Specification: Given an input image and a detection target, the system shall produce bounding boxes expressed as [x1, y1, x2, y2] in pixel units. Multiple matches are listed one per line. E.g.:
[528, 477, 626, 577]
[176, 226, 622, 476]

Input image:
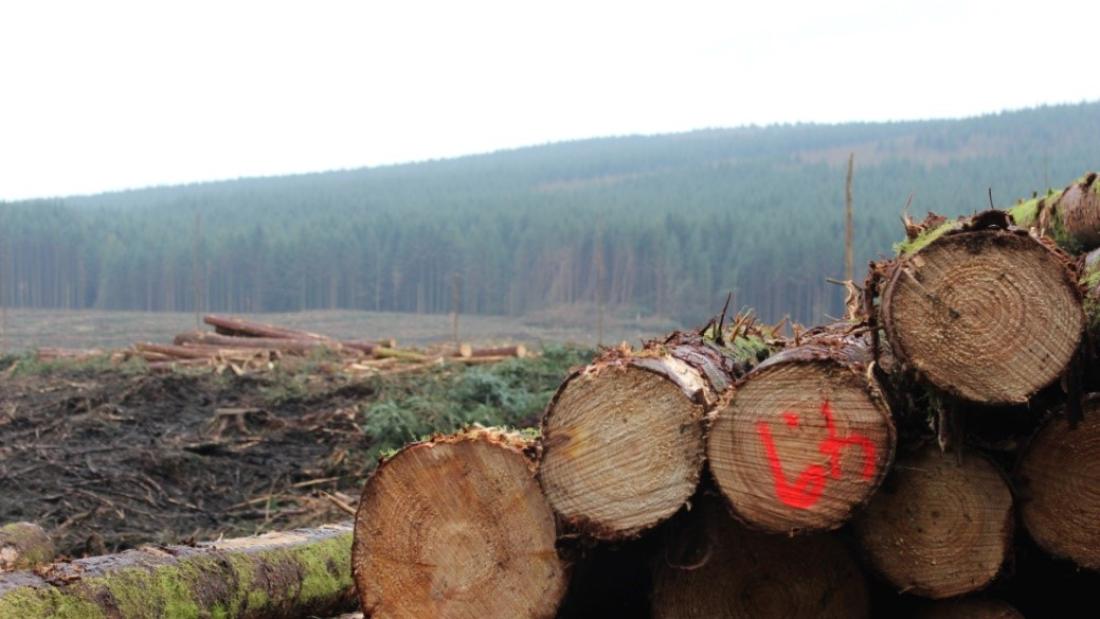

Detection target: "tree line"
[1, 102, 1098, 325]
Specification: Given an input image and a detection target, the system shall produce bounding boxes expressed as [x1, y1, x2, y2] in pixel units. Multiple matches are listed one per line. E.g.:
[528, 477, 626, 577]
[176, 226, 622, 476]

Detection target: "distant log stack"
[707, 326, 895, 534]
[878, 210, 1085, 404]
[537, 327, 770, 540]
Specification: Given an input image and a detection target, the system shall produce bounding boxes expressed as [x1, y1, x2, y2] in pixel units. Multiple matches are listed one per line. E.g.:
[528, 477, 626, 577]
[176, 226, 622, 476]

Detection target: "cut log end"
[353, 428, 566, 619]
[707, 359, 894, 534]
[652, 497, 869, 619]
[0, 522, 54, 572]
[854, 446, 1013, 599]
[539, 362, 707, 539]
[882, 229, 1084, 404]
[1019, 404, 1100, 570]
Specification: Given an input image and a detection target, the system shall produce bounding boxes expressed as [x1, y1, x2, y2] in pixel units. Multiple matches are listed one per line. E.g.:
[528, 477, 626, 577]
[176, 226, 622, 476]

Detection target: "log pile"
[37, 314, 530, 376]
[349, 172, 1100, 618]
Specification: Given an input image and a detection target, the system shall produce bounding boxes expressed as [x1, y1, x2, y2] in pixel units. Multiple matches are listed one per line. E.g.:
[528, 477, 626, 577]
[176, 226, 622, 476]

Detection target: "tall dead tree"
[845, 152, 855, 282]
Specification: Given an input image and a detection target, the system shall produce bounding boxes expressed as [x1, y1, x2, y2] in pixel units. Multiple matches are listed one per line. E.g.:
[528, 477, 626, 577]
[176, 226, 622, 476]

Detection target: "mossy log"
[538, 330, 769, 540]
[913, 597, 1024, 619]
[1009, 172, 1100, 251]
[0, 523, 355, 618]
[707, 328, 895, 534]
[369, 347, 429, 362]
[352, 428, 567, 618]
[651, 496, 870, 618]
[1017, 399, 1100, 570]
[879, 210, 1084, 404]
[0, 523, 54, 572]
[854, 445, 1013, 599]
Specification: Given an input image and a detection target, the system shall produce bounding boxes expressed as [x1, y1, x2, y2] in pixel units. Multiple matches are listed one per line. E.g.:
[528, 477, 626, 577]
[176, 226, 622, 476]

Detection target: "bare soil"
[0, 366, 377, 557]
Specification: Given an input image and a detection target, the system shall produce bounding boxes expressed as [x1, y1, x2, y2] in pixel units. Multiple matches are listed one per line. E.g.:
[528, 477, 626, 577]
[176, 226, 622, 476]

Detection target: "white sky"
[1, 0, 1098, 200]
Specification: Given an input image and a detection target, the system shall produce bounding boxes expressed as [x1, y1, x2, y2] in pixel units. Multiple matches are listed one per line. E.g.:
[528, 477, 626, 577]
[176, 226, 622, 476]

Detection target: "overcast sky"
[2, 0, 1098, 200]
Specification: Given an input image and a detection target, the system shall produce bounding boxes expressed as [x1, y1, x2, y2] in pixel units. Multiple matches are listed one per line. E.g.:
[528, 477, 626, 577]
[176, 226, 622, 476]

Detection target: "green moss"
[0, 533, 353, 618]
[893, 220, 956, 255]
[728, 334, 770, 365]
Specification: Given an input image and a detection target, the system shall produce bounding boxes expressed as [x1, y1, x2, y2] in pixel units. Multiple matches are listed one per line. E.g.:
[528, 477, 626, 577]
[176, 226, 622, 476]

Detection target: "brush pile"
[352, 172, 1100, 618]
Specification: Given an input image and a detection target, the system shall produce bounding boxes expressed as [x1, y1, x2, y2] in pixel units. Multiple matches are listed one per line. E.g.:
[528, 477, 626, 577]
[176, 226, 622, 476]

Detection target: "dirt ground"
[0, 365, 378, 558]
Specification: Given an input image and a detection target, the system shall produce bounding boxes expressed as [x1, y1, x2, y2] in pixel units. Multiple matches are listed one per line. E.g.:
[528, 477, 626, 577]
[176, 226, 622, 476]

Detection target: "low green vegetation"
[361, 345, 594, 460]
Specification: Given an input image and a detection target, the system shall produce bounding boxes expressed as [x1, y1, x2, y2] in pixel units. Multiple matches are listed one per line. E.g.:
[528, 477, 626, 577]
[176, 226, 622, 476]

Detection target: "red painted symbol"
[756, 400, 877, 510]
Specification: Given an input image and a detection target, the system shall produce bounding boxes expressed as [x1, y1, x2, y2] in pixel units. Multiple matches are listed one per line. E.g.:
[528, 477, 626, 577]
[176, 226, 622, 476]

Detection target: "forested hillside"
[2, 102, 1098, 325]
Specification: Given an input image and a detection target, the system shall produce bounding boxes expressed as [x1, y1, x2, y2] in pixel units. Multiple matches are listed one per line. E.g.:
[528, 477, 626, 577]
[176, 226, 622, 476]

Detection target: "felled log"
[203, 315, 330, 341]
[538, 328, 769, 540]
[1017, 400, 1100, 570]
[34, 348, 105, 362]
[707, 327, 895, 534]
[469, 344, 527, 358]
[0, 523, 355, 618]
[174, 331, 335, 354]
[913, 597, 1024, 619]
[370, 347, 429, 362]
[352, 428, 566, 618]
[854, 445, 1013, 599]
[651, 496, 870, 618]
[135, 342, 218, 360]
[0, 522, 54, 572]
[342, 339, 397, 355]
[879, 210, 1085, 404]
[1010, 172, 1100, 251]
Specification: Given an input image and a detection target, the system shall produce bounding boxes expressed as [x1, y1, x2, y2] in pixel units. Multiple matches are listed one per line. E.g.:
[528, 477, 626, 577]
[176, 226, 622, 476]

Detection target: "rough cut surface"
[1018, 405, 1100, 570]
[913, 597, 1024, 619]
[882, 228, 1084, 404]
[708, 356, 894, 534]
[854, 446, 1013, 599]
[651, 497, 869, 618]
[353, 429, 566, 619]
[539, 360, 708, 539]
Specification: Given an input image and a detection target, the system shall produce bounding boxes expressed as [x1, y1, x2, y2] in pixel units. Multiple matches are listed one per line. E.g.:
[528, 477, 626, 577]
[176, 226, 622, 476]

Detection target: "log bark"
[538, 330, 768, 540]
[0, 523, 355, 618]
[854, 445, 1013, 599]
[913, 597, 1024, 619]
[1017, 399, 1100, 570]
[352, 428, 566, 618]
[370, 347, 428, 362]
[651, 496, 869, 618]
[174, 331, 336, 354]
[0, 523, 54, 572]
[707, 328, 896, 534]
[203, 315, 331, 341]
[879, 210, 1085, 404]
[1009, 172, 1100, 251]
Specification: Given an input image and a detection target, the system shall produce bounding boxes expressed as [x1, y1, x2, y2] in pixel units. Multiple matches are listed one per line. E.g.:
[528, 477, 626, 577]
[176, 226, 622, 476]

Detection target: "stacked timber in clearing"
[112, 314, 529, 375]
[349, 172, 1100, 618]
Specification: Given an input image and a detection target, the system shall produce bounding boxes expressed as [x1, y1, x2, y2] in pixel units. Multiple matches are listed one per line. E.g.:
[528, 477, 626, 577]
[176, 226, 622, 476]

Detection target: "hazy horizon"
[4, 100, 1096, 201]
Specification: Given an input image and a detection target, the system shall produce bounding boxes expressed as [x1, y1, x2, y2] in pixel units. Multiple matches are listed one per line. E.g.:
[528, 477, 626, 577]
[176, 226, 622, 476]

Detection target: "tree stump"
[352, 428, 566, 618]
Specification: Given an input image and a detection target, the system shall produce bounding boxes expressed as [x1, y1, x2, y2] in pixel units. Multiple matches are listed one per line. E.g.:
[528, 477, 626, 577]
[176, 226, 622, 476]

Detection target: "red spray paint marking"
[755, 400, 878, 510]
